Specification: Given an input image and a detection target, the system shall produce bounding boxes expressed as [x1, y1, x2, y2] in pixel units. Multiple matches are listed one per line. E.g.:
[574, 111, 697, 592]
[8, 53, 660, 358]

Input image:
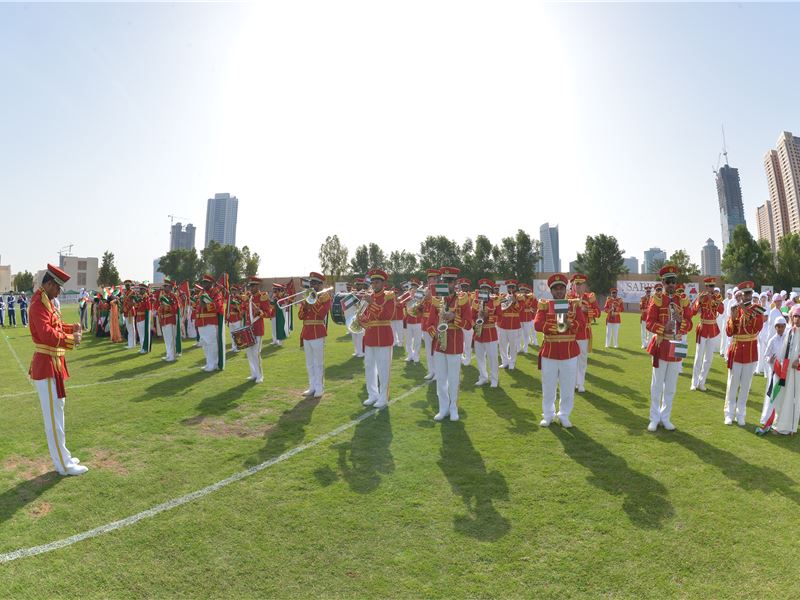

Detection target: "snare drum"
[231, 325, 256, 350]
[330, 293, 347, 325]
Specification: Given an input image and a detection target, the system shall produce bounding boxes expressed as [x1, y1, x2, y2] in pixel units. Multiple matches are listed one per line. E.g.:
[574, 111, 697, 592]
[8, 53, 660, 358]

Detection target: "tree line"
[721, 224, 800, 291]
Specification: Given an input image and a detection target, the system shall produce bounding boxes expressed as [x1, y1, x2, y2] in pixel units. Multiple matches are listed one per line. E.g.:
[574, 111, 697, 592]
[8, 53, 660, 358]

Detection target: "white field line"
[2, 334, 32, 387]
[0, 381, 431, 564]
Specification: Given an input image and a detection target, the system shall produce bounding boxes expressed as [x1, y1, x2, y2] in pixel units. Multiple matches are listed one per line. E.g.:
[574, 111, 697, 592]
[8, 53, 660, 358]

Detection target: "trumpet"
[397, 283, 424, 304]
[406, 286, 428, 316]
[500, 292, 520, 311]
[277, 286, 333, 309]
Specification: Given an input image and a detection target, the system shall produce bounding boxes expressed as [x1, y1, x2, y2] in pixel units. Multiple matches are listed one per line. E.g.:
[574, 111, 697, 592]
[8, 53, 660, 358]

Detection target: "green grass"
[1, 308, 799, 598]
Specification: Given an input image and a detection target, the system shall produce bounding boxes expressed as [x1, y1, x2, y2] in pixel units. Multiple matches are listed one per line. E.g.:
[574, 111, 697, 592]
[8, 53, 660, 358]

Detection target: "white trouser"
[270, 317, 277, 343]
[303, 337, 325, 394]
[499, 327, 521, 367]
[575, 339, 589, 390]
[691, 334, 719, 387]
[126, 316, 136, 347]
[725, 362, 756, 420]
[391, 320, 404, 346]
[406, 323, 422, 361]
[530, 322, 539, 347]
[155, 315, 162, 337]
[187, 318, 197, 340]
[756, 336, 768, 374]
[199, 325, 219, 370]
[246, 336, 263, 381]
[605, 323, 620, 347]
[650, 360, 681, 424]
[541, 356, 577, 422]
[162, 324, 176, 361]
[462, 328, 474, 365]
[136, 319, 149, 352]
[761, 362, 777, 423]
[34, 378, 75, 474]
[229, 320, 242, 351]
[434, 352, 462, 415]
[720, 333, 731, 356]
[520, 321, 533, 353]
[475, 341, 499, 385]
[365, 345, 393, 405]
[351, 331, 364, 356]
[423, 331, 436, 376]
[640, 320, 650, 348]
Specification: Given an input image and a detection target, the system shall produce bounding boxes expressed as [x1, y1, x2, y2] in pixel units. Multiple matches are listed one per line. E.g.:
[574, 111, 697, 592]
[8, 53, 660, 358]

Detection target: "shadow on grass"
[552, 426, 674, 529]
[412, 383, 440, 427]
[480, 386, 537, 435]
[194, 381, 252, 416]
[0, 472, 61, 525]
[99, 359, 171, 382]
[324, 358, 364, 381]
[586, 372, 645, 403]
[132, 369, 211, 402]
[438, 421, 510, 540]
[245, 395, 321, 466]
[330, 408, 394, 494]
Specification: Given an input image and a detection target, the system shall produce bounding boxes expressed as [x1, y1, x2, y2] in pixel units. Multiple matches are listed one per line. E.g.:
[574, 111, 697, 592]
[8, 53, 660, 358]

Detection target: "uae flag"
[341, 293, 359, 311]
[757, 340, 792, 436]
[552, 299, 569, 314]
[434, 283, 450, 297]
[668, 340, 688, 359]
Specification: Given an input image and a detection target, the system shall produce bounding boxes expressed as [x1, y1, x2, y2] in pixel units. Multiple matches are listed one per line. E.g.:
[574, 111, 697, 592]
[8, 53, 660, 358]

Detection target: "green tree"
[462, 234, 495, 282]
[241, 246, 261, 278]
[721, 225, 771, 287]
[512, 229, 541, 284]
[367, 243, 387, 270]
[774, 234, 800, 291]
[574, 234, 626, 295]
[648, 257, 666, 275]
[158, 248, 206, 284]
[418, 236, 463, 272]
[318, 235, 349, 278]
[349, 245, 369, 275]
[387, 250, 418, 287]
[667, 249, 700, 283]
[12, 270, 34, 292]
[201, 241, 244, 283]
[97, 251, 121, 287]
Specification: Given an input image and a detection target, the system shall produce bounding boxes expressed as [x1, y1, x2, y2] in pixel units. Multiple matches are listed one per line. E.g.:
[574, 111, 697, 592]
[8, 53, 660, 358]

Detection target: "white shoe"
[302, 389, 315, 397]
[724, 417, 733, 426]
[313, 391, 324, 399]
[690, 385, 697, 391]
[70, 457, 81, 465]
[363, 398, 376, 406]
[559, 416, 573, 428]
[373, 400, 388, 409]
[490, 381, 498, 388]
[404, 357, 413, 362]
[698, 383, 706, 391]
[499, 363, 508, 369]
[254, 378, 264, 384]
[540, 418, 551, 427]
[449, 408, 459, 421]
[201, 367, 215, 372]
[475, 378, 488, 386]
[737, 418, 746, 427]
[433, 412, 447, 421]
[662, 421, 676, 431]
[245, 376, 255, 381]
[424, 373, 435, 381]
[577, 387, 585, 394]
[647, 421, 658, 432]
[64, 464, 88, 476]
[138, 350, 147, 354]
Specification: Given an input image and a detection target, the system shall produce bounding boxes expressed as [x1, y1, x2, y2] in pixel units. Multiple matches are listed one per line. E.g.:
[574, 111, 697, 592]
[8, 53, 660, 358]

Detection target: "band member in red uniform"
[122, 279, 137, 349]
[359, 269, 395, 407]
[244, 277, 274, 383]
[518, 284, 537, 353]
[690, 277, 724, 391]
[349, 277, 367, 357]
[390, 285, 405, 348]
[404, 277, 424, 363]
[645, 266, 693, 431]
[724, 280, 764, 426]
[459, 278, 475, 365]
[421, 268, 440, 380]
[535, 273, 586, 427]
[135, 284, 152, 354]
[639, 285, 652, 349]
[227, 285, 244, 353]
[196, 274, 225, 371]
[568, 273, 600, 393]
[497, 279, 522, 370]
[426, 266, 473, 420]
[473, 278, 500, 387]
[298, 272, 332, 398]
[157, 278, 180, 362]
[603, 288, 624, 348]
[28, 264, 88, 475]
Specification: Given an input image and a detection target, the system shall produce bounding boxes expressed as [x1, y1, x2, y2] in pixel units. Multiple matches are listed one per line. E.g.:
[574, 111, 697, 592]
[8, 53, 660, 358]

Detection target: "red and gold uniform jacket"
[28, 288, 76, 397]
[245, 291, 274, 338]
[360, 290, 396, 347]
[299, 291, 332, 341]
[603, 297, 624, 324]
[534, 298, 585, 365]
[122, 290, 135, 318]
[692, 292, 724, 341]
[497, 294, 522, 330]
[195, 288, 225, 328]
[472, 296, 499, 343]
[134, 294, 150, 323]
[404, 300, 424, 326]
[645, 292, 693, 365]
[639, 294, 651, 323]
[392, 295, 405, 322]
[425, 292, 473, 355]
[227, 296, 243, 324]
[520, 294, 537, 323]
[568, 291, 600, 342]
[157, 291, 180, 326]
[418, 296, 435, 330]
[725, 304, 764, 366]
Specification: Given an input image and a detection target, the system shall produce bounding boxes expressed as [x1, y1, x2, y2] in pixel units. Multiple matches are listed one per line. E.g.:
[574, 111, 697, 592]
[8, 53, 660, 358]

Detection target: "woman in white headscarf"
[771, 306, 800, 435]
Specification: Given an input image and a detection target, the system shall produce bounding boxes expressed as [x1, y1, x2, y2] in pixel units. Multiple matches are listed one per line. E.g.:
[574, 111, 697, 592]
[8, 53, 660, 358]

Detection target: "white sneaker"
[64, 464, 89, 476]
[559, 416, 573, 428]
[404, 357, 413, 362]
[698, 383, 707, 391]
[449, 408, 459, 421]
[647, 421, 658, 432]
[70, 457, 81, 465]
[302, 389, 315, 397]
[254, 378, 264, 384]
[245, 376, 255, 381]
[433, 412, 447, 421]
[662, 421, 676, 431]
[475, 378, 488, 386]
[737, 417, 746, 427]
[424, 373, 435, 381]
[490, 381, 498, 388]
[363, 398, 376, 406]
[577, 387, 585, 394]
[540, 418, 551, 427]
[690, 384, 697, 391]
[373, 400, 388, 409]
[724, 417, 733, 425]
[313, 391, 324, 399]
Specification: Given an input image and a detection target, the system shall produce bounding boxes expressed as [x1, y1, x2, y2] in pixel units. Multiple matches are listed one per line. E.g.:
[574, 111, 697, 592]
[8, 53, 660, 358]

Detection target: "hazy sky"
[2, 2, 799, 281]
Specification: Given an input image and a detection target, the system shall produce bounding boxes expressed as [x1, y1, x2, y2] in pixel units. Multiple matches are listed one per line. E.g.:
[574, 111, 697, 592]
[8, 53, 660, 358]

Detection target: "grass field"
[1, 307, 799, 598]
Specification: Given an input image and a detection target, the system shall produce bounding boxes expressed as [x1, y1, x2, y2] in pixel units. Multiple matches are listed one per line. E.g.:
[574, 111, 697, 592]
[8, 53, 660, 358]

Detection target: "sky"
[2, 1, 799, 281]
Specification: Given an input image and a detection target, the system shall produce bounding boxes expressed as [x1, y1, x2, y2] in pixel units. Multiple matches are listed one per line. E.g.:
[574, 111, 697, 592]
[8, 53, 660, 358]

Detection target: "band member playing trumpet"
[645, 266, 693, 432]
[497, 279, 522, 370]
[603, 288, 624, 348]
[639, 285, 652, 349]
[404, 277, 424, 363]
[359, 269, 395, 408]
[244, 277, 274, 383]
[227, 285, 244, 353]
[297, 272, 333, 398]
[568, 273, 600, 393]
[425, 266, 473, 421]
[421, 268, 441, 381]
[723, 280, 764, 426]
[518, 284, 537, 354]
[473, 278, 500, 387]
[534, 274, 585, 427]
[690, 277, 724, 391]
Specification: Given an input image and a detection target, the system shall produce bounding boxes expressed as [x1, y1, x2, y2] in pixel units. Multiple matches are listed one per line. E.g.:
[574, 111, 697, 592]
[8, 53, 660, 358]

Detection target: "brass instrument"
[474, 291, 489, 337]
[557, 311, 568, 333]
[436, 296, 448, 351]
[500, 293, 517, 311]
[277, 286, 334, 309]
[666, 299, 683, 340]
[345, 286, 375, 334]
[405, 286, 427, 317]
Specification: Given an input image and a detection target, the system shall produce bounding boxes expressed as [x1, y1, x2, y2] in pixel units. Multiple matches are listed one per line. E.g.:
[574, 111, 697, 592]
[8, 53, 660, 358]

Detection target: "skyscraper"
[622, 256, 639, 275]
[170, 222, 196, 251]
[756, 202, 776, 251]
[643, 247, 666, 273]
[700, 239, 721, 277]
[204, 193, 239, 248]
[764, 132, 800, 248]
[716, 164, 745, 249]
[538, 223, 560, 272]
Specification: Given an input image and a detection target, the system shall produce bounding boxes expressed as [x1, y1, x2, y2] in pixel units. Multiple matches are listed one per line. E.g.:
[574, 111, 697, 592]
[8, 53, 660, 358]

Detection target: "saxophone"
[437, 296, 449, 351]
[474, 298, 485, 337]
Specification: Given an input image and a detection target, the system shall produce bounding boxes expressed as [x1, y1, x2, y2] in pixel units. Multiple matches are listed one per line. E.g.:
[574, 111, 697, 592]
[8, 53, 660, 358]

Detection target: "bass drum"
[330, 293, 347, 325]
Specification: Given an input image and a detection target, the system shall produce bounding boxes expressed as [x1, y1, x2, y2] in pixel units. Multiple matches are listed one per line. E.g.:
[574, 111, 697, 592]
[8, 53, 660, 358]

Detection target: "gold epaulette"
[385, 290, 396, 300]
[538, 299, 549, 311]
[457, 292, 469, 306]
[652, 293, 664, 307]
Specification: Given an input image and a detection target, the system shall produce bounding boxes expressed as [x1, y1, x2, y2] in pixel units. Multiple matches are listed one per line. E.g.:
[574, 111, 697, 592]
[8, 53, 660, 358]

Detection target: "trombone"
[277, 286, 333, 309]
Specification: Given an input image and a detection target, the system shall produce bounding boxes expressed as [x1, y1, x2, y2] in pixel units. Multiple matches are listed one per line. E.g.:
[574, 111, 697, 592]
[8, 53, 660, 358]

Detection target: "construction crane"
[712, 125, 730, 176]
[58, 243, 74, 258]
[168, 214, 191, 226]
